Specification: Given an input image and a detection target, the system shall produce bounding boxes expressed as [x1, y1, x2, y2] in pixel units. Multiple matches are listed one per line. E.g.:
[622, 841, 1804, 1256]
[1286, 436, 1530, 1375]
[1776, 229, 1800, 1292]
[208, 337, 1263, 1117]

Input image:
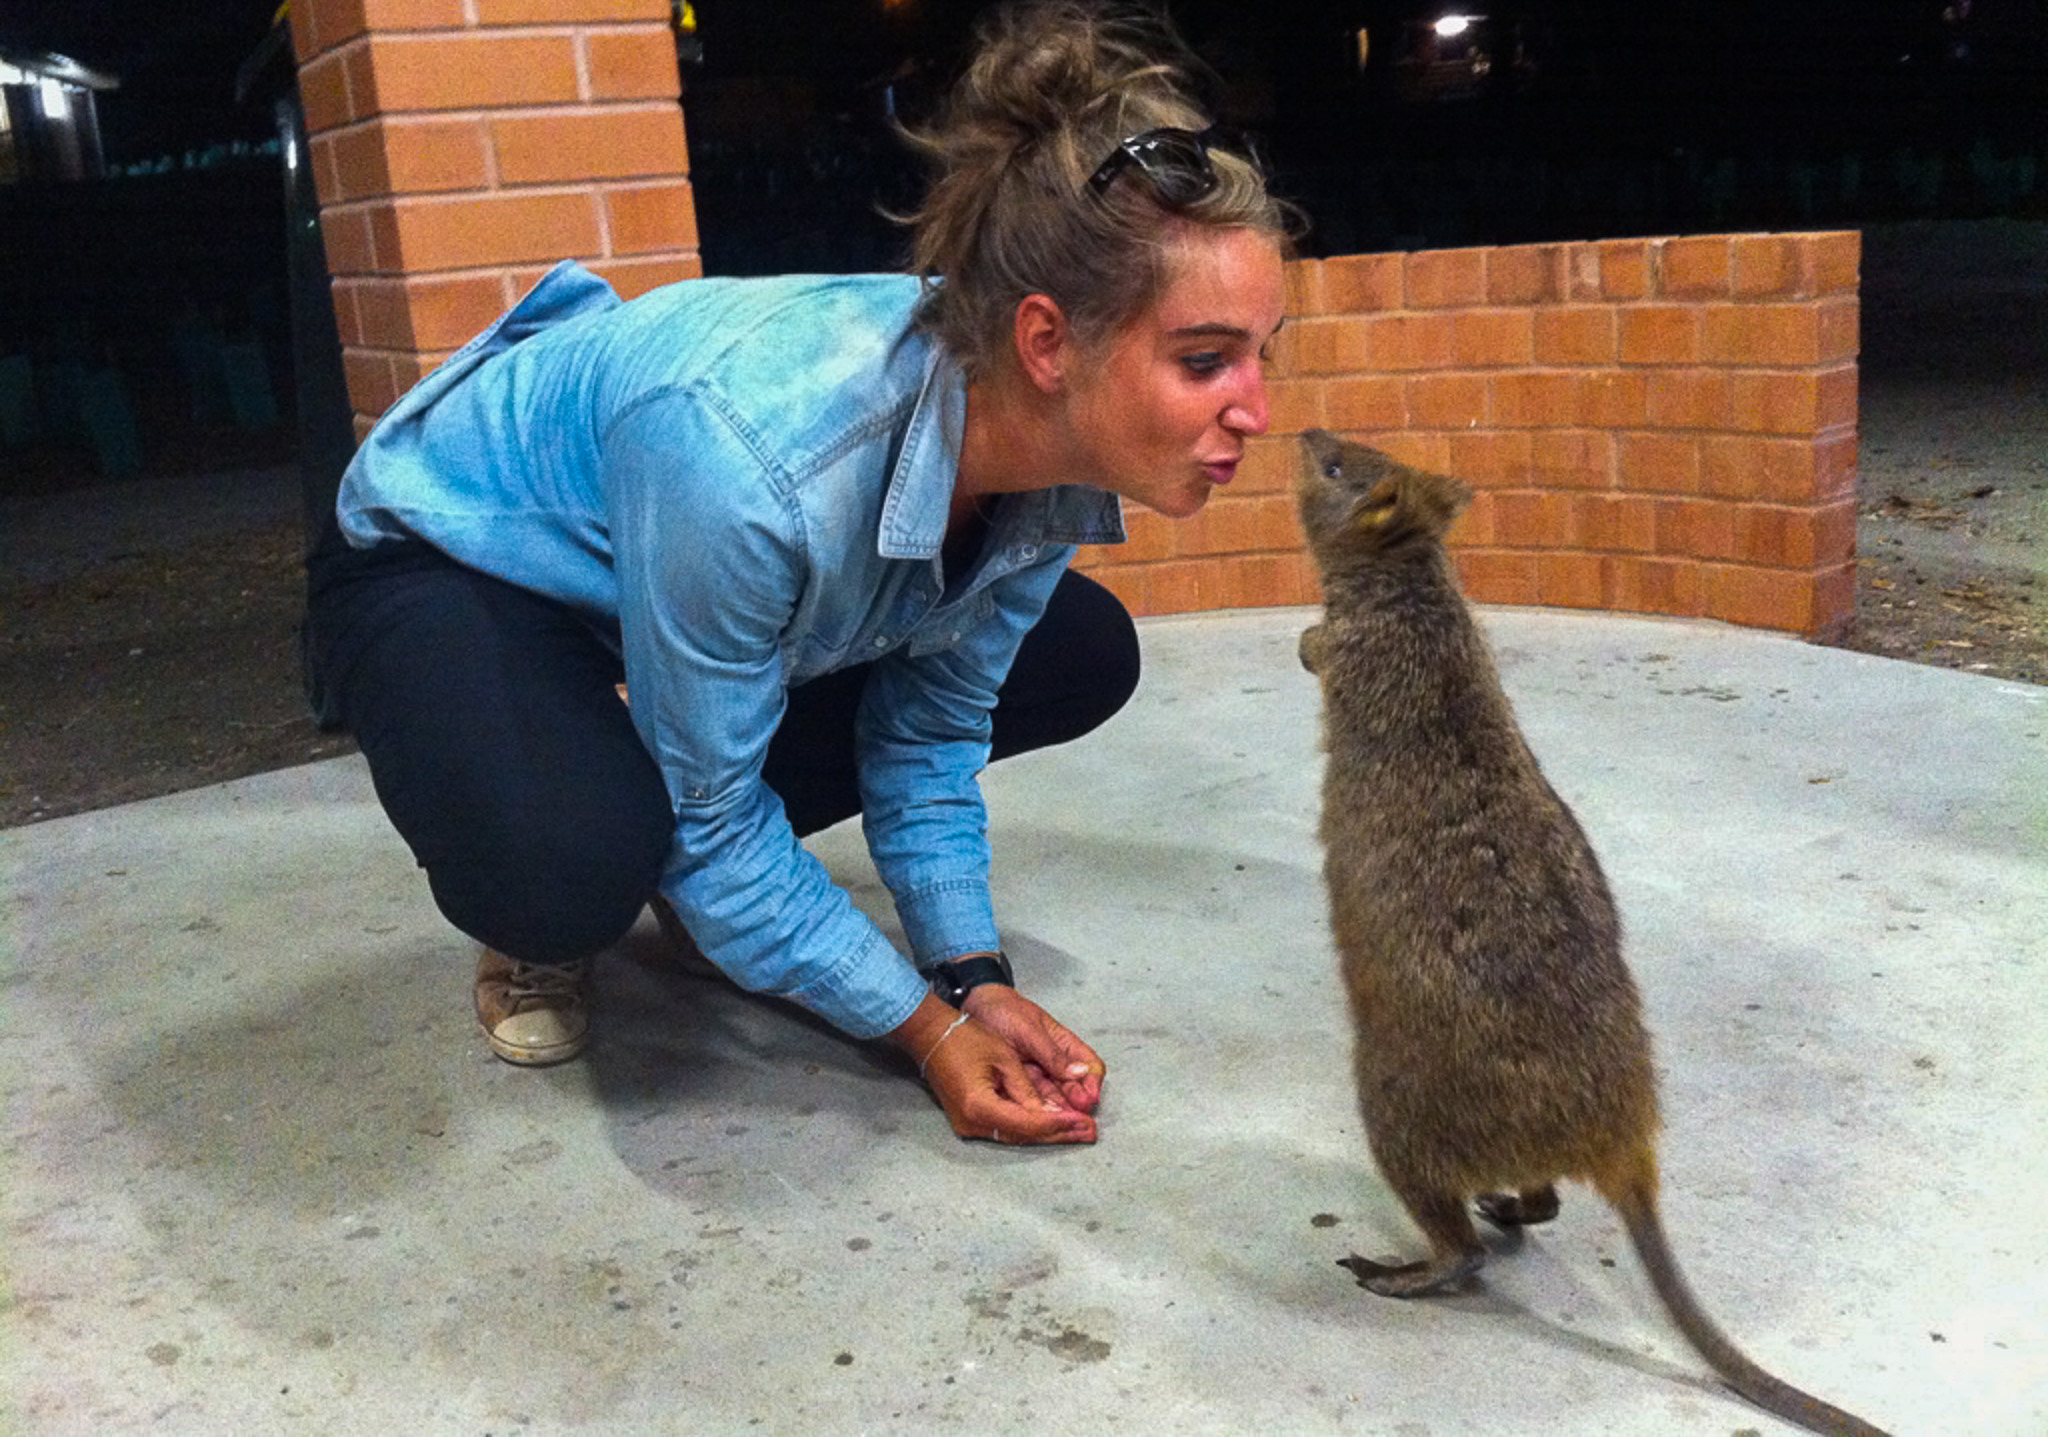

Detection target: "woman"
[305, 0, 1291, 1147]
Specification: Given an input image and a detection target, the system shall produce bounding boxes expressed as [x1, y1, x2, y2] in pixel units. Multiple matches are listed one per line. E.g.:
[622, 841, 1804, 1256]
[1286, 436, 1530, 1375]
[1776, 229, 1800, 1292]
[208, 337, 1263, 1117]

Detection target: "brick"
[1322, 375, 1403, 431]
[288, 0, 325, 64]
[299, 49, 357, 133]
[1487, 244, 1561, 305]
[1451, 490, 1497, 546]
[1407, 373, 1491, 430]
[1532, 430, 1614, 490]
[1699, 435, 1770, 500]
[354, 271, 510, 350]
[1405, 246, 1488, 308]
[1660, 498, 1738, 560]
[1561, 243, 1602, 301]
[1103, 510, 1167, 564]
[1446, 430, 1534, 487]
[330, 115, 492, 200]
[1452, 310, 1535, 367]
[392, 348, 444, 397]
[1819, 297, 1860, 364]
[1702, 564, 1824, 634]
[1576, 371, 1649, 428]
[1493, 491, 1577, 548]
[1536, 552, 1609, 609]
[319, 205, 379, 275]
[1282, 258, 1324, 318]
[1597, 240, 1651, 300]
[1736, 499, 1857, 568]
[1321, 252, 1403, 313]
[1234, 439, 1296, 495]
[1363, 313, 1455, 372]
[474, 0, 668, 21]
[1267, 379, 1325, 433]
[1143, 560, 1211, 616]
[342, 348, 401, 417]
[329, 280, 365, 347]
[1609, 556, 1703, 617]
[1731, 367, 1858, 435]
[1646, 368, 1735, 431]
[1291, 317, 1372, 375]
[601, 180, 699, 254]
[1572, 493, 1659, 553]
[591, 255, 699, 300]
[1453, 551, 1539, 606]
[1809, 560, 1859, 637]
[1618, 432, 1700, 494]
[1658, 235, 1732, 298]
[388, 191, 603, 271]
[361, 34, 581, 113]
[309, 132, 346, 207]
[1703, 303, 1853, 366]
[584, 29, 685, 101]
[1492, 370, 1580, 429]
[1374, 431, 1451, 471]
[1733, 235, 1796, 297]
[1807, 430, 1859, 502]
[1533, 307, 1617, 366]
[1799, 231, 1861, 297]
[1212, 551, 1314, 611]
[495, 107, 687, 185]
[1619, 306, 1701, 364]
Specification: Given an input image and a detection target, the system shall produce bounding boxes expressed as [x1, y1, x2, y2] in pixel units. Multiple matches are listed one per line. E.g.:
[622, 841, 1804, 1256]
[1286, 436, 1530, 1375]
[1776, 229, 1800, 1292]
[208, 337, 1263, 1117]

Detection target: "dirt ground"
[2, 219, 2043, 830]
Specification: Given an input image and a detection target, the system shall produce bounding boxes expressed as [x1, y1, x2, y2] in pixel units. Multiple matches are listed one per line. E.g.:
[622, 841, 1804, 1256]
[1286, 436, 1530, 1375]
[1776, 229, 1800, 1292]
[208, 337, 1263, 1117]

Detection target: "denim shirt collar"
[876, 350, 1127, 563]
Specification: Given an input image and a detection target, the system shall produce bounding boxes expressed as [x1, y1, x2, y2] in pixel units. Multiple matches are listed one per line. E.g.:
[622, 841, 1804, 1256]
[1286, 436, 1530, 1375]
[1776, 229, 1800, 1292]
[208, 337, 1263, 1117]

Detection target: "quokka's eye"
[1323, 461, 1343, 480]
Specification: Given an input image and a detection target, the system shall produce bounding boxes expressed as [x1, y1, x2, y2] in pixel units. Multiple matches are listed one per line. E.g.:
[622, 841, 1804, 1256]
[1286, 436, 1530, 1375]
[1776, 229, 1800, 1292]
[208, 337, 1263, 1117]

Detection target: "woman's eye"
[1180, 352, 1227, 377]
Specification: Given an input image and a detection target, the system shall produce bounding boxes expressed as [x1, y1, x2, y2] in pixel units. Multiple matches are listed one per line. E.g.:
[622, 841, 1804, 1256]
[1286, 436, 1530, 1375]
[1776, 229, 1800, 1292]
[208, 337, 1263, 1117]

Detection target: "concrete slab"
[4, 606, 2043, 1435]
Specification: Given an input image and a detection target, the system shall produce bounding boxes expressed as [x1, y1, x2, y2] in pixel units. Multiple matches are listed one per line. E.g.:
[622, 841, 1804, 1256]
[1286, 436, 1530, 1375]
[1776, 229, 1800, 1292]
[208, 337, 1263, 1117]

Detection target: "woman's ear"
[1012, 293, 1070, 394]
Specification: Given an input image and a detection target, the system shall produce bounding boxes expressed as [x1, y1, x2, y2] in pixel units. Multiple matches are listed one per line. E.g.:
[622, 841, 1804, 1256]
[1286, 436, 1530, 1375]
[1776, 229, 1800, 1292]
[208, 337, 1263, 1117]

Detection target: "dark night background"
[2, 0, 2046, 487]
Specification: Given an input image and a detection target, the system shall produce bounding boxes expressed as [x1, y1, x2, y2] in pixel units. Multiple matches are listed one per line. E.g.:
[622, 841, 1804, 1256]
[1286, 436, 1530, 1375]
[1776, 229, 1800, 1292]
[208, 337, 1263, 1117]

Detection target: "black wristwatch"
[923, 952, 1014, 1008]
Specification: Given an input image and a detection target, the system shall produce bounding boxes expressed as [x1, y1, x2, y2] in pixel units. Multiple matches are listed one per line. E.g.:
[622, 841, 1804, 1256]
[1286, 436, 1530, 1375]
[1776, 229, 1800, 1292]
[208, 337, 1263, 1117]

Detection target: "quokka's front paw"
[1299, 624, 1327, 674]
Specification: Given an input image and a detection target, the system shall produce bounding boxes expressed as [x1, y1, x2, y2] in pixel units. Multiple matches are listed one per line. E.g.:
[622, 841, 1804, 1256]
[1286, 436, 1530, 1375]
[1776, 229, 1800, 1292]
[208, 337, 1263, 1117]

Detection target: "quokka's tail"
[1603, 1165, 1891, 1437]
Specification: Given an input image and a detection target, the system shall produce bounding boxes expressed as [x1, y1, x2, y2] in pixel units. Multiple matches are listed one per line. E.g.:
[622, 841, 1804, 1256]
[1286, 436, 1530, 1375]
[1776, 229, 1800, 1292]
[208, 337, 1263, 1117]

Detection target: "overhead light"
[1434, 15, 1476, 39]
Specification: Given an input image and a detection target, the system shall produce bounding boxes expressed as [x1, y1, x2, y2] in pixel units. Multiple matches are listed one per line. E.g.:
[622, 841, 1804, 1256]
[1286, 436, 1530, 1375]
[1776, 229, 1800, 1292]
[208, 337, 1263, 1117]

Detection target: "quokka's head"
[1296, 429, 1473, 559]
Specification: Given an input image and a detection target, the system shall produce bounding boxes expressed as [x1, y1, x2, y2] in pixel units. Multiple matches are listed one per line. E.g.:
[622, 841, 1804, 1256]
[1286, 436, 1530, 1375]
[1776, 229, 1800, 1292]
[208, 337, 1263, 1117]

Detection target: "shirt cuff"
[893, 875, 1001, 968]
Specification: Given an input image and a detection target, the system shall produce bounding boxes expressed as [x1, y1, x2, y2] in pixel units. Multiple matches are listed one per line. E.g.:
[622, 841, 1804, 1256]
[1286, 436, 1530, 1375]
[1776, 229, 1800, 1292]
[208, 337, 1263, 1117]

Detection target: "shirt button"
[873, 637, 889, 649]
[1018, 545, 1038, 560]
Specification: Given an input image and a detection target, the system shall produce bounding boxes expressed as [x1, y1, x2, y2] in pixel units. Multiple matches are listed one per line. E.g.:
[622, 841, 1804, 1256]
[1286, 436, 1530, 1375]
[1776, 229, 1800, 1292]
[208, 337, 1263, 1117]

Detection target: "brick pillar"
[289, 0, 700, 439]
[1074, 231, 1861, 639]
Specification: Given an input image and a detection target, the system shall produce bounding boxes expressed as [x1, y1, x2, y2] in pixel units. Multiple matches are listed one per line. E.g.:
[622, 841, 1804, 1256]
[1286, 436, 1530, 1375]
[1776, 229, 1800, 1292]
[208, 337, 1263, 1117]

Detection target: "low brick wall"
[286, 0, 1859, 640]
[1074, 232, 1861, 637]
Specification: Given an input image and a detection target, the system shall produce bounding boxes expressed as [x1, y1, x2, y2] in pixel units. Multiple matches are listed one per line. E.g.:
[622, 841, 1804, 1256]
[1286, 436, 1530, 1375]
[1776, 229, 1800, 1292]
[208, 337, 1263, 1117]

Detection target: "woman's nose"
[1225, 369, 1271, 437]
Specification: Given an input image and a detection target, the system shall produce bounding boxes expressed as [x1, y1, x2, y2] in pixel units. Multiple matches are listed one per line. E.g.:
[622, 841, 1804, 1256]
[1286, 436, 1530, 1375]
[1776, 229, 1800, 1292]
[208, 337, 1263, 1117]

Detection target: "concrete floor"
[3, 605, 2043, 1435]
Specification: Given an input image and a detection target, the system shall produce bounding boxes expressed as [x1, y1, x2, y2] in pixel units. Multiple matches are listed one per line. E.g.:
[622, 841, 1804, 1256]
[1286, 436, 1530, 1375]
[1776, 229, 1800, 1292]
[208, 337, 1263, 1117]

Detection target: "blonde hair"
[898, 1, 1293, 377]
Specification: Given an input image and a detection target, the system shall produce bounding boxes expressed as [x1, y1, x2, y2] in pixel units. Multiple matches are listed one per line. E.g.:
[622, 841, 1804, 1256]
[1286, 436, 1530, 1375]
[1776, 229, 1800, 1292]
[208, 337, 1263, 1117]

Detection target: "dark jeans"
[305, 541, 1140, 965]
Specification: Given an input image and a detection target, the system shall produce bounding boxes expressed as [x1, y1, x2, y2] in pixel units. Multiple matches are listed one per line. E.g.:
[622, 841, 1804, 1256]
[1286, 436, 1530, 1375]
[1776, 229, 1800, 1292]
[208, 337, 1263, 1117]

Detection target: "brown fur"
[1295, 429, 1886, 1437]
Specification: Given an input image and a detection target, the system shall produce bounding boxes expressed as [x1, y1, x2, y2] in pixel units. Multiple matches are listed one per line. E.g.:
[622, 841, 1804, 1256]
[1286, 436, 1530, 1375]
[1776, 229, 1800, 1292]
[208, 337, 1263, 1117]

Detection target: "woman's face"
[1064, 226, 1287, 519]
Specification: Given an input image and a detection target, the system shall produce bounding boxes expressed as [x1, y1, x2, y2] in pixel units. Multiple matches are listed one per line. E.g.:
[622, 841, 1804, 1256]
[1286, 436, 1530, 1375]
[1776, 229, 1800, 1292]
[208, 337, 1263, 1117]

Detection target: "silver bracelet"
[917, 1012, 973, 1080]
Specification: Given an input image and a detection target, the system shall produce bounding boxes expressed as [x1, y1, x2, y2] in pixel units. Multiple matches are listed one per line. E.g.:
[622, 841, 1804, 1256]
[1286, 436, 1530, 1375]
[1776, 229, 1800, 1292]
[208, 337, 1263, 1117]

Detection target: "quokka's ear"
[1353, 476, 1403, 531]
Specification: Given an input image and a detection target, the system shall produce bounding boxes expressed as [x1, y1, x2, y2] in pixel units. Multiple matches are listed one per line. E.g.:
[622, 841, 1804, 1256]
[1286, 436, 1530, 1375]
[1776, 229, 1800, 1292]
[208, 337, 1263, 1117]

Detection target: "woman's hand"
[886, 990, 1104, 1146]
[962, 983, 1104, 1117]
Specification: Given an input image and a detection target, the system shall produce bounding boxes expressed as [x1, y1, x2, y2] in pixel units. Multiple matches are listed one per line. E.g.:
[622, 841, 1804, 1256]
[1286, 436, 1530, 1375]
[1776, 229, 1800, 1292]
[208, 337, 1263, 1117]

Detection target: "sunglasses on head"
[1086, 124, 1256, 207]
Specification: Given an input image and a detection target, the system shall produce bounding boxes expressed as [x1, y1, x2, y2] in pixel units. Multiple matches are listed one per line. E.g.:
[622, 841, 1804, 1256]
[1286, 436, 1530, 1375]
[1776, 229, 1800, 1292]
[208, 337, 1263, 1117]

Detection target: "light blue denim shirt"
[338, 262, 1125, 1038]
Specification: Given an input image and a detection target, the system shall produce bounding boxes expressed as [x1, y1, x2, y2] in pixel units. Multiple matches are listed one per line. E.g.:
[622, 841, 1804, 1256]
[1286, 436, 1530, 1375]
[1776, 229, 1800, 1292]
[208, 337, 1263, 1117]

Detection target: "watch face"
[931, 954, 1012, 1007]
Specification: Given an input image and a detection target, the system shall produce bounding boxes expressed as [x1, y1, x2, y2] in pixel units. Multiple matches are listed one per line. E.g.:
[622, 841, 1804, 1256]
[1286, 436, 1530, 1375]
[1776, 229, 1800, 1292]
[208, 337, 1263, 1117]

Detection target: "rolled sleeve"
[856, 551, 1069, 965]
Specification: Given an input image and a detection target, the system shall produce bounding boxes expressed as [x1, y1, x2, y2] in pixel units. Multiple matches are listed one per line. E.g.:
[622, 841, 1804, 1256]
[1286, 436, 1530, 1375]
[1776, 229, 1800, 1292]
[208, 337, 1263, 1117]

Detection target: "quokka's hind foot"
[1477, 1184, 1561, 1227]
[1342, 1185, 1489, 1295]
[1338, 1249, 1485, 1297]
